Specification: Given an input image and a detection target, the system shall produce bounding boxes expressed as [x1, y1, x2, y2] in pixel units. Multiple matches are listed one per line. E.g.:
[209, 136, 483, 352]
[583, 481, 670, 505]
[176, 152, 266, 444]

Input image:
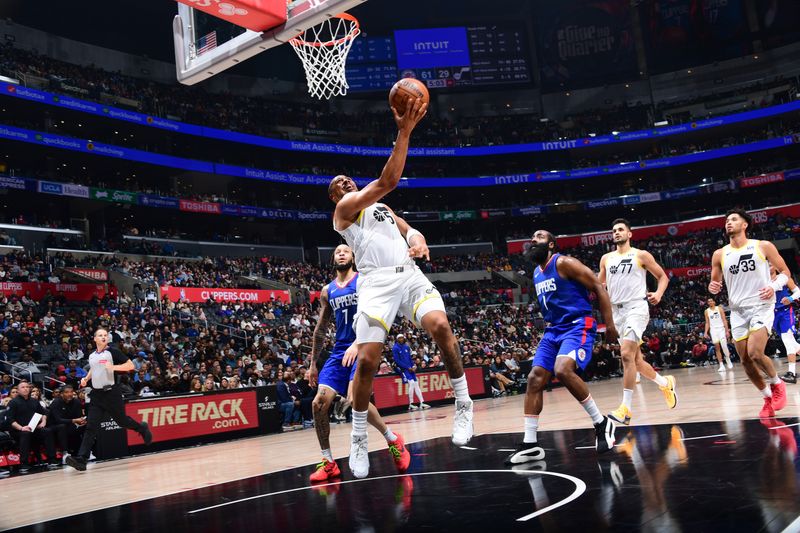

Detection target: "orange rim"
[289, 13, 360, 48]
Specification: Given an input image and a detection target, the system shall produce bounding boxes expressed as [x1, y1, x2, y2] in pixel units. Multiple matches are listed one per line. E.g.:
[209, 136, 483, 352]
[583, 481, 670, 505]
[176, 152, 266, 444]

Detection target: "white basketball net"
[289, 14, 360, 100]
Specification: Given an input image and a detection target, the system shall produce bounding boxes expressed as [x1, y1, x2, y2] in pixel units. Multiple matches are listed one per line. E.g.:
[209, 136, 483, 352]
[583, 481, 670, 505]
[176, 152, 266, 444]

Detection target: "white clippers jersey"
[604, 248, 647, 304]
[706, 306, 725, 330]
[335, 203, 414, 275]
[721, 239, 773, 308]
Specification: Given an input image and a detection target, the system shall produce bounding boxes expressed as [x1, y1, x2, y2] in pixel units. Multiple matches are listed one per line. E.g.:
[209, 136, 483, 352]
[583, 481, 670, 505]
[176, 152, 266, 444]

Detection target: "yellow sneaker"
[668, 425, 688, 465]
[660, 375, 677, 409]
[608, 404, 632, 426]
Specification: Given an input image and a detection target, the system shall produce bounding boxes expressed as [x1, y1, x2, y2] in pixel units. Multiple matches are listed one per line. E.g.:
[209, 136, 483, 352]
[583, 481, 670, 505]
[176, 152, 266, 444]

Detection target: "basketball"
[389, 78, 429, 115]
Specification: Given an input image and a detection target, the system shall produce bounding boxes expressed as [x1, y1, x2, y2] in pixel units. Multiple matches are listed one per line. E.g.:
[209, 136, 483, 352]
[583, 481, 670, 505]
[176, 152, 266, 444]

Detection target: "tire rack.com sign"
[125, 390, 259, 445]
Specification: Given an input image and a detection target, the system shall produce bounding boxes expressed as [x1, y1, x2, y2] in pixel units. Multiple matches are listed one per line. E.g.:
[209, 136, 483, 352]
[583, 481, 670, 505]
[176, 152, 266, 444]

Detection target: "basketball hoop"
[289, 13, 360, 99]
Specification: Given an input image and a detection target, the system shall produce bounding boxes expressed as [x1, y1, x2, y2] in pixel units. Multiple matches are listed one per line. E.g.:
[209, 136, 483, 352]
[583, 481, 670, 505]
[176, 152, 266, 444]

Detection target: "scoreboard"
[345, 25, 531, 92]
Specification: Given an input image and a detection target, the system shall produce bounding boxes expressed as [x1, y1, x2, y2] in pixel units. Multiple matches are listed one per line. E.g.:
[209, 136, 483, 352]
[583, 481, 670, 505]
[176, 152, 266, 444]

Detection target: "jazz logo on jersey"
[609, 258, 633, 275]
[728, 254, 755, 275]
[373, 206, 395, 224]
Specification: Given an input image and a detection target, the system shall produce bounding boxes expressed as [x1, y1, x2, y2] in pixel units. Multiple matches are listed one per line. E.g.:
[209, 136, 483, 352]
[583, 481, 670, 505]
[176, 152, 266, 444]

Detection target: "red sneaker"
[759, 396, 775, 418]
[388, 433, 411, 473]
[309, 459, 341, 483]
[771, 380, 787, 411]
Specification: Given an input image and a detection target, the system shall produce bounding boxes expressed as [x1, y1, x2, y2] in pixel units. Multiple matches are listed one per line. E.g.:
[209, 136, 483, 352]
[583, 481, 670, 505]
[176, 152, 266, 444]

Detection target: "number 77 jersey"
[721, 239, 774, 308]
[604, 248, 647, 305]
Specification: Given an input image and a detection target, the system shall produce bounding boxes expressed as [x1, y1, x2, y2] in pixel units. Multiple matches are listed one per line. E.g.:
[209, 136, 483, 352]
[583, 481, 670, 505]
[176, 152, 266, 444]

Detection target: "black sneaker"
[504, 442, 545, 465]
[65, 456, 87, 472]
[595, 416, 616, 453]
[780, 372, 797, 384]
[140, 421, 153, 446]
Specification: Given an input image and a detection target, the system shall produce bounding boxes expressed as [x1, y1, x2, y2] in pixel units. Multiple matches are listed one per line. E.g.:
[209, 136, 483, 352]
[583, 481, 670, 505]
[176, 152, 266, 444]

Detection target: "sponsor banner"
[61, 183, 90, 198]
[221, 204, 241, 216]
[0, 122, 794, 187]
[160, 286, 291, 304]
[740, 172, 785, 188]
[179, 199, 221, 215]
[401, 211, 441, 222]
[4, 84, 800, 156]
[91, 187, 138, 204]
[126, 390, 259, 445]
[372, 366, 487, 409]
[257, 208, 296, 220]
[506, 202, 800, 253]
[480, 208, 511, 219]
[585, 198, 622, 210]
[440, 210, 477, 221]
[666, 266, 712, 279]
[0, 281, 107, 301]
[38, 180, 63, 195]
[139, 194, 180, 209]
[65, 268, 108, 281]
[662, 186, 702, 200]
[513, 206, 548, 216]
[0, 175, 29, 190]
[623, 192, 662, 205]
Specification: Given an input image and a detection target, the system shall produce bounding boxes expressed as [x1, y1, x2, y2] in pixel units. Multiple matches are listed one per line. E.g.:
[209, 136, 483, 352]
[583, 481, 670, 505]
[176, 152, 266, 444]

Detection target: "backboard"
[173, 0, 367, 86]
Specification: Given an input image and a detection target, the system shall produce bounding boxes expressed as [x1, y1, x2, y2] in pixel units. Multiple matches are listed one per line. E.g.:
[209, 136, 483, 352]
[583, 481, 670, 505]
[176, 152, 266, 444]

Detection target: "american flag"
[197, 31, 218, 56]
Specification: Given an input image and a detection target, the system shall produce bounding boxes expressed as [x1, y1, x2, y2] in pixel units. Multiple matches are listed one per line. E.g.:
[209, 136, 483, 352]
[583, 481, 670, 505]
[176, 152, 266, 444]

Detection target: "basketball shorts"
[354, 265, 445, 342]
[318, 346, 357, 396]
[611, 299, 649, 344]
[399, 369, 417, 383]
[730, 303, 774, 342]
[773, 307, 796, 336]
[533, 317, 597, 373]
[709, 327, 727, 344]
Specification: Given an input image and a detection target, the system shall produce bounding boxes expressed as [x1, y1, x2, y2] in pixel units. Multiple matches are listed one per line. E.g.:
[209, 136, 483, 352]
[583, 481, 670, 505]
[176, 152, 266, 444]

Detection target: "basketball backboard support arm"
[173, 0, 367, 86]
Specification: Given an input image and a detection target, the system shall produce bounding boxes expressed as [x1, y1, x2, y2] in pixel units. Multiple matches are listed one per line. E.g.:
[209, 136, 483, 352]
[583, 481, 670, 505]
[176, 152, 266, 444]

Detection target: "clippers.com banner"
[507, 202, 800, 254]
[666, 266, 711, 279]
[126, 390, 259, 445]
[0, 281, 107, 301]
[372, 366, 487, 410]
[160, 286, 291, 304]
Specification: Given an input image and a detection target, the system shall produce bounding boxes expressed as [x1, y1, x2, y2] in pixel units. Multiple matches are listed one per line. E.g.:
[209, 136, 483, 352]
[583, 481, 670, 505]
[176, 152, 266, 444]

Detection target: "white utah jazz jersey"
[335, 203, 414, 275]
[604, 248, 647, 304]
[706, 306, 725, 330]
[721, 239, 773, 308]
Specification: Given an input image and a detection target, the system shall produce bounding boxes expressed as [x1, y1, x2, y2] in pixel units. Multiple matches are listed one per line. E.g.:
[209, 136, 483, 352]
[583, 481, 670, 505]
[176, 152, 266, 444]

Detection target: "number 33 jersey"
[721, 239, 774, 308]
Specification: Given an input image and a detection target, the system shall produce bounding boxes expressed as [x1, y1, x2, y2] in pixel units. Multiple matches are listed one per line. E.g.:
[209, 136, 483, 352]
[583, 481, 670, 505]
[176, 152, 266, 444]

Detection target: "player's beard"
[334, 260, 354, 272]
[526, 242, 551, 264]
[614, 236, 628, 246]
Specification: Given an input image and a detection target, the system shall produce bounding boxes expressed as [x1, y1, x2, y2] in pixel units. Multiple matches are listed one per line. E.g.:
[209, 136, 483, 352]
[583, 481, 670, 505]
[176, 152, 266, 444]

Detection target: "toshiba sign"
[372, 366, 487, 410]
[125, 391, 258, 445]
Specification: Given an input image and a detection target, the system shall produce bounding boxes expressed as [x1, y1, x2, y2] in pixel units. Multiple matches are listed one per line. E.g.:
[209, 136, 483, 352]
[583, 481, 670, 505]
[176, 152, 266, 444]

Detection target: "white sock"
[768, 375, 781, 385]
[580, 395, 604, 425]
[789, 362, 796, 374]
[352, 409, 368, 437]
[524, 415, 539, 443]
[761, 386, 773, 398]
[653, 374, 668, 387]
[720, 342, 731, 357]
[322, 448, 333, 462]
[383, 427, 397, 443]
[622, 389, 633, 410]
[450, 375, 471, 403]
[408, 384, 415, 405]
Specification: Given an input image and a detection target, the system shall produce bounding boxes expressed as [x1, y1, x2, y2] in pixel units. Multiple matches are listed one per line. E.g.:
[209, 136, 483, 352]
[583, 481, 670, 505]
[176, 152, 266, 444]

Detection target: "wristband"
[405, 228, 423, 247]
[769, 273, 788, 292]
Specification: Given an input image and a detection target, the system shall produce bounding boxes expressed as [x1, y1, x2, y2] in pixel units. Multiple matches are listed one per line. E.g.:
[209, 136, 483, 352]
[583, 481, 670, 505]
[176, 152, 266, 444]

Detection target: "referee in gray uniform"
[66, 328, 152, 471]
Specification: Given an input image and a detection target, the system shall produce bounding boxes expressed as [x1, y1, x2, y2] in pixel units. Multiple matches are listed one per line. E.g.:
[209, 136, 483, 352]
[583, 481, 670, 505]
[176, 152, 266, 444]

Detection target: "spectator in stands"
[202, 376, 216, 392]
[13, 351, 41, 383]
[64, 359, 87, 388]
[0, 373, 12, 395]
[277, 371, 300, 430]
[48, 385, 85, 455]
[1, 385, 17, 406]
[692, 338, 709, 366]
[489, 355, 515, 396]
[5, 381, 59, 473]
[67, 343, 84, 361]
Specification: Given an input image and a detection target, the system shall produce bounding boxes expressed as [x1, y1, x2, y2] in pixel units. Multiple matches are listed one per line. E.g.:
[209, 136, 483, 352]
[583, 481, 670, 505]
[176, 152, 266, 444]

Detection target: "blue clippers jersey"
[533, 253, 593, 326]
[776, 285, 792, 312]
[327, 273, 358, 350]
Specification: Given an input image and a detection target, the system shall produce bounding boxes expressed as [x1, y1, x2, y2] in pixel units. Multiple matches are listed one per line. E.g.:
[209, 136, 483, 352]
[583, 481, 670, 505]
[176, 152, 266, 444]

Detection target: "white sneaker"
[452, 400, 474, 446]
[419, 403, 431, 410]
[88, 452, 96, 462]
[62, 453, 70, 465]
[726, 360, 733, 369]
[717, 365, 725, 373]
[408, 404, 419, 411]
[349, 434, 370, 479]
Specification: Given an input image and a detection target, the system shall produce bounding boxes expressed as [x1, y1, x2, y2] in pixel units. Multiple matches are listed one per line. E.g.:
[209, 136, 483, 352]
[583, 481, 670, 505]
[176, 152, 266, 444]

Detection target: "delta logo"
[6, 85, 15, 93]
